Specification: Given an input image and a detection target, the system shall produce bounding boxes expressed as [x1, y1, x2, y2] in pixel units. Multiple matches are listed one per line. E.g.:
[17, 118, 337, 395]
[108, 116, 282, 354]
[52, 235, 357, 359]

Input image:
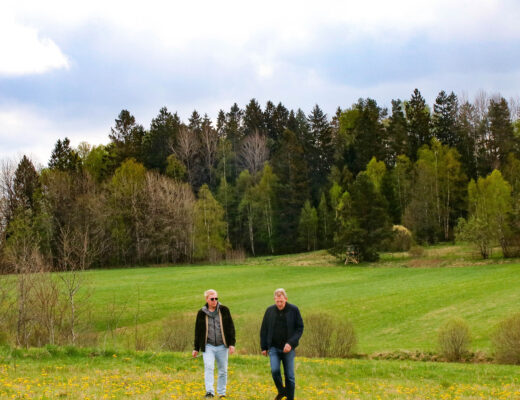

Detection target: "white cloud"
[0, 105, 107, 165]
[0, 11, 69, 77]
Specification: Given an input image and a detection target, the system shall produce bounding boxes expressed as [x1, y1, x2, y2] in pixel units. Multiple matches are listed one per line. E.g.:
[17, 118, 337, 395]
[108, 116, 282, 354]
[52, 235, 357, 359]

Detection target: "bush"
[161, 313, 194, 351]
[299, 313, 356, 358]
[492, 312, 520, 364]
[438, 318, 471, 361]
[331, 319, 357, 358]
[385, 225, 413, 252]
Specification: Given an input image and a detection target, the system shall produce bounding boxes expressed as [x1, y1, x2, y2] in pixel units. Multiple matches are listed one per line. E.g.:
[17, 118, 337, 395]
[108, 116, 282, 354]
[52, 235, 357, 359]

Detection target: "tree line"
[1, 89, 520, 270]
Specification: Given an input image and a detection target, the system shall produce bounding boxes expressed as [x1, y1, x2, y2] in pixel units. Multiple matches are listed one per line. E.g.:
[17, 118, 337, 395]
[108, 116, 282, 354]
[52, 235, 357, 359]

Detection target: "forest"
[1, 88, 520, 271]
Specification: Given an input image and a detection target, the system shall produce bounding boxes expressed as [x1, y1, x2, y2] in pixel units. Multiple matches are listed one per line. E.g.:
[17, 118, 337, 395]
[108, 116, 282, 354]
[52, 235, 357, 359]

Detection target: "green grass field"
[1, 347, 519, 399]
[2, 245, 520, 399]
[78, 245, 520, 354]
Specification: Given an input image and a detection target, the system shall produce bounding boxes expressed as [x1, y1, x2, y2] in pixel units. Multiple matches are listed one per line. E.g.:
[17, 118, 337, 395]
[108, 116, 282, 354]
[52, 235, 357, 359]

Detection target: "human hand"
[283, 344, 292, 353]
[192, 350, 198, 358]
[229, 346, 235, 355]
[262, 350, 268, 356]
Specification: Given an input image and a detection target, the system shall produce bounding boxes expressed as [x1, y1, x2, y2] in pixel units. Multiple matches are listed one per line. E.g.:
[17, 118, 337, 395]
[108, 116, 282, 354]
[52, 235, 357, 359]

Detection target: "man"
[260, 288, 304, 400]
[193, 289, 236, 398]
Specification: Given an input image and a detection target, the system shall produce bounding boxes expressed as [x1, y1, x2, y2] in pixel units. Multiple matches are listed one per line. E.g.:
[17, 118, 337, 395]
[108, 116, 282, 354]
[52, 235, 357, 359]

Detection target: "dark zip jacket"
[260, 302, 304, 351]
[194, 303, 236, 352]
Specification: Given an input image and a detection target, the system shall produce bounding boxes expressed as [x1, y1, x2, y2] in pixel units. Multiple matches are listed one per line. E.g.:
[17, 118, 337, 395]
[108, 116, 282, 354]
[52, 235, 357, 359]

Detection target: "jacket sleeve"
[260, 308, 270, 351]
[194, 310, 203, 351]
[287, 306, 304, 348]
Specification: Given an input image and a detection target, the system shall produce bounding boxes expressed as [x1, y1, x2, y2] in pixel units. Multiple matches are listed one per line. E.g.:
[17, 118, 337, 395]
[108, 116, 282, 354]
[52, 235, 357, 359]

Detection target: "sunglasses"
[209, 297, 218, 301]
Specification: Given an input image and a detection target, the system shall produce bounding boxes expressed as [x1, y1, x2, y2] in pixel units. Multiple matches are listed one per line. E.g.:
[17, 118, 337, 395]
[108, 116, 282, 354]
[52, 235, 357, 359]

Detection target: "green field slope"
[81, 247, 520, 354]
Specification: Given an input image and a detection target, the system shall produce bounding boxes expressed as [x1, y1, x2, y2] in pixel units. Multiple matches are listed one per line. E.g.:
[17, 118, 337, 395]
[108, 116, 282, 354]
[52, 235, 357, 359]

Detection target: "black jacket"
[260, 302, 304, 351]
[194, 304, 236, 352]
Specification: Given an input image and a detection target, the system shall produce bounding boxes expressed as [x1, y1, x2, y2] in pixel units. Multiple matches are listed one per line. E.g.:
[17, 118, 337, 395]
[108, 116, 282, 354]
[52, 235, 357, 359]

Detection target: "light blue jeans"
[203, 344, 229, 396]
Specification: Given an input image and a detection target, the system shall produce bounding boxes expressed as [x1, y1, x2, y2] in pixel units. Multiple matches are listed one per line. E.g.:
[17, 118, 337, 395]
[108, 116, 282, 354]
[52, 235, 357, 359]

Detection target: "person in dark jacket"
[193, 289, 236, 398]
[260, 288, 304, 400]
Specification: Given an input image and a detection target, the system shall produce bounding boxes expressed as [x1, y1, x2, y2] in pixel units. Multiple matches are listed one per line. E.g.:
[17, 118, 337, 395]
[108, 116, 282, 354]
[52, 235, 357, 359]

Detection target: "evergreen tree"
[13, 156, 40, 213]
[142, 107, 180, 172]
[339, 99, 387, 174]
[387, 99, 408, 165]
[433, 91, 459, 147]
[108, 109, 145, 165]
[485, 97, 516, 170]
[49, 138, 82, 172]
[456, 101, 480, 180]
[405, 89, 432, 160]
[225, 103, 244, 152]
[243, 98, 265, 136]
[332, 172, 391, 262]
[188, 110, 202, 135]
[308, 105, 334, 201]
[272, 129, 310, 253]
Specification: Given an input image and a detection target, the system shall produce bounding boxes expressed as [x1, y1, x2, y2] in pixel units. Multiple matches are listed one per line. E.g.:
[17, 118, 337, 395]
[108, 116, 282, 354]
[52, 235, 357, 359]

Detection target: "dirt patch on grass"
[407, 258, 443, 268]
[275, 251, 339, 267]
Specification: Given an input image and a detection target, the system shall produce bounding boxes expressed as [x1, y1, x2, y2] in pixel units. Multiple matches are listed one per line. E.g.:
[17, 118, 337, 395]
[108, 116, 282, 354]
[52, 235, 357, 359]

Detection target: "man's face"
[275, 295, 287, 310]
[206, 292, 218, 306]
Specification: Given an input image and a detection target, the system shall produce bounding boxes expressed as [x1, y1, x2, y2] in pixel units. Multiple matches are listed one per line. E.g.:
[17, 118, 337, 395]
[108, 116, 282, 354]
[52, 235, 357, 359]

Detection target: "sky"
[1, 0, 520, 166]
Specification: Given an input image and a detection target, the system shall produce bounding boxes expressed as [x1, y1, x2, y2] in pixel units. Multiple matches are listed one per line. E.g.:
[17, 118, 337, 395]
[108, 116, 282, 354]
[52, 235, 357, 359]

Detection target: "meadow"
[77, 245, 520, 354]
[2, 244, 520, 399]
[1, 347, 519, 399]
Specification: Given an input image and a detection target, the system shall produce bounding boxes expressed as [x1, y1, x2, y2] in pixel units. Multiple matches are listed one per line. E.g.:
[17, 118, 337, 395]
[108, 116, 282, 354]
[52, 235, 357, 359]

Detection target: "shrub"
[161, 313, 194, 351]
[438, 318, 471, 361]
[331, 319, 357, 358]
[492, 312, 520, 364]
[299, 313, 356, 358]
[385, 225, 413, 252]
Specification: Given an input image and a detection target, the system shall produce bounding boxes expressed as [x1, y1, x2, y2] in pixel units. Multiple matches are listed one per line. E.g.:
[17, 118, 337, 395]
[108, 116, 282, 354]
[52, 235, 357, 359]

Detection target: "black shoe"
[219, 396, 226, 398]
[205, 393, 215, 398]
[274, 394, 285, 400]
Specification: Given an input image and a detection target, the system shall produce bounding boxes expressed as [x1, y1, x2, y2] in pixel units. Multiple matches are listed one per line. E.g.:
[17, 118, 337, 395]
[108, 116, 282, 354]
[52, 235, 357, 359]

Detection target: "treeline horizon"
[2, 88, 520, 270]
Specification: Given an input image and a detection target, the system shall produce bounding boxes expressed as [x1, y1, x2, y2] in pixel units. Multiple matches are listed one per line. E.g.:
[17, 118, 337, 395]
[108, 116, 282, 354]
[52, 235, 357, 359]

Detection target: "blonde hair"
[204, 289, 217, 298]
[274, 288, 287, 299]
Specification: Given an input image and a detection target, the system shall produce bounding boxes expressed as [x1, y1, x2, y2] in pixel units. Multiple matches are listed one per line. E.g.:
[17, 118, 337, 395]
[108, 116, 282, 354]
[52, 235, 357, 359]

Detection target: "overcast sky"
[1, 0, 520, 166]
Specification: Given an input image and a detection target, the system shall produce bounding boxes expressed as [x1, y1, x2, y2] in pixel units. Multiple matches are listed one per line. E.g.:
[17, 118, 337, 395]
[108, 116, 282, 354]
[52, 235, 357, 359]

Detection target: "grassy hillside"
[1, 348, 519, 399]
[77, 245, 520, 354]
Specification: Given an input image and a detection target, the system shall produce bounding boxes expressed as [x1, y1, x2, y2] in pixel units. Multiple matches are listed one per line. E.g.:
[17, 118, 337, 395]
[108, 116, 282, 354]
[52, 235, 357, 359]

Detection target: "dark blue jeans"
[269, 347, 295, 400]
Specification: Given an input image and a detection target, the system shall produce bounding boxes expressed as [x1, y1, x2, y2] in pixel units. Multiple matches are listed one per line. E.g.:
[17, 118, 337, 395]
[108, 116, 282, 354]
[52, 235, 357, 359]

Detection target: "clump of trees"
[1, 90, 520, 268]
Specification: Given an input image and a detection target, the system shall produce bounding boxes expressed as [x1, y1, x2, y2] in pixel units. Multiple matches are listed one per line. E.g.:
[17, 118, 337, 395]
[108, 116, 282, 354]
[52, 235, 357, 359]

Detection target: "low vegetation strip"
[1, 349, 519, 399]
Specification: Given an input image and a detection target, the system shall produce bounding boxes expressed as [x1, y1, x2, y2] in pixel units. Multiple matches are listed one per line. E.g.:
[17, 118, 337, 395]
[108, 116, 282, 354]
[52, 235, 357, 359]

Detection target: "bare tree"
[0, 160, 16, 249]
[142, 172, 195, 263]
[199, 125, 218, 185]
[57, 224, 97, 345]
[509, 96, 520, 121]
[172, 126, 199, 186]
[30, 265, 64, 346]
[239, 130, 268, 175]
[474, 90, 489, 123]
